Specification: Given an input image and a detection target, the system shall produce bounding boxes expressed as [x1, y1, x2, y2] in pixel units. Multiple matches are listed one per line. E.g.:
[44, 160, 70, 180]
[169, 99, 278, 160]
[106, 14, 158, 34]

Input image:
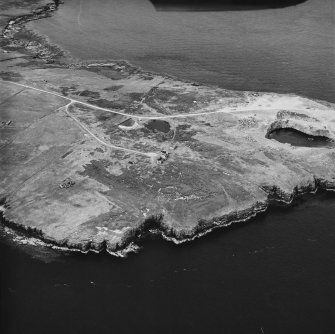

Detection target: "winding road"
[5, 80, 303, 119]
[63, 102, 158, 159]
[3, 79, 319, 159]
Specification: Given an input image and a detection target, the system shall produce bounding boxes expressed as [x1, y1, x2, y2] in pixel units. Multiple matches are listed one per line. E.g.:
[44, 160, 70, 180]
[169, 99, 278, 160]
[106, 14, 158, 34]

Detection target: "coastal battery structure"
[0, 0, 334, 255]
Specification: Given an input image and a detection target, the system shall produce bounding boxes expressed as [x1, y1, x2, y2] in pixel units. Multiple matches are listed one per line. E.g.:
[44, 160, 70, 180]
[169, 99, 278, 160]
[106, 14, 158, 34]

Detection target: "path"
[4, 79, 320, 159]
[4, 80, 309, 120]
[62, 103, 158, 158]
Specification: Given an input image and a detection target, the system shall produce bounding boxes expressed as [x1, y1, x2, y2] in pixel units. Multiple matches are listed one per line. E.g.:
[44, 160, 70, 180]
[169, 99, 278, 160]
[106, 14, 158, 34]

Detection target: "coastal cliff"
[0, 0, 334, 256]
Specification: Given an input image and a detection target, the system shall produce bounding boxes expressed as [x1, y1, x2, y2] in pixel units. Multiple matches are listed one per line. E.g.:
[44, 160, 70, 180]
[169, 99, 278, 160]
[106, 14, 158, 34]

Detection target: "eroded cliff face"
[0, 0, 334, 255]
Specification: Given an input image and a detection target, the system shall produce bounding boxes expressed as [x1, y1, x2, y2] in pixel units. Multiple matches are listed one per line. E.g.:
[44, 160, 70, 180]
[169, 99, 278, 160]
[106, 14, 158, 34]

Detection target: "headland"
[0, 0, 334, 256]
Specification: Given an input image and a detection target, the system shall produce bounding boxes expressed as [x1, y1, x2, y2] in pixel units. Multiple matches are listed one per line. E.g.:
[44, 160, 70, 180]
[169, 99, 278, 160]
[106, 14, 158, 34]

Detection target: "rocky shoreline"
[1, 0, 65, 61]
[0, 0, 335, 257]
[1, 177, 334, 256]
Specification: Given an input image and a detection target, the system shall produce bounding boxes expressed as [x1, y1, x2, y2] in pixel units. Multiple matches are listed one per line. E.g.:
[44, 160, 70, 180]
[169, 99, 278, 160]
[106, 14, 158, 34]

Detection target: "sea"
[1, 0, 335, 333]
[28, 0, 334, 102]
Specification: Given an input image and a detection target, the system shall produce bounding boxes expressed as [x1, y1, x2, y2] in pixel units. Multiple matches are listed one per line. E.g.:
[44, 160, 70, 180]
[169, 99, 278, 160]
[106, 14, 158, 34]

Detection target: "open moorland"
[0, 0, 334, 255]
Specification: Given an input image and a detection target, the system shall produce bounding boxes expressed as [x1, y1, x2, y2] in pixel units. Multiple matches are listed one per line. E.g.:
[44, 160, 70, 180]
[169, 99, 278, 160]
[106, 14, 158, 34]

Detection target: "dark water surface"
[1, 193, 335, 334]
[145, 119, 171, 133]
[268, 128, 335, 147]
[151, 0, 307, 11]
[30, 0, 335, 102]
